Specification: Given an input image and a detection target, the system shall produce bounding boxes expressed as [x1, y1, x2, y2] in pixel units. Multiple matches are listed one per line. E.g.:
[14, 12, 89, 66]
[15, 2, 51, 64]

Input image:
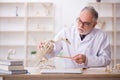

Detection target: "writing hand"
[72, 54, 86, 64]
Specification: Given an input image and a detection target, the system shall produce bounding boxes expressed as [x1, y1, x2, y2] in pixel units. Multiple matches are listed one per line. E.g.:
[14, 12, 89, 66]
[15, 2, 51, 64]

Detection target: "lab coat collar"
[84, 29, 95, 41]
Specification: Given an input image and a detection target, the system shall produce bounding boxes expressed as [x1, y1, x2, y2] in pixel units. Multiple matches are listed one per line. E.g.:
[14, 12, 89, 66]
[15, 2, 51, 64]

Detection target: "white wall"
[54, 0, 89, 33]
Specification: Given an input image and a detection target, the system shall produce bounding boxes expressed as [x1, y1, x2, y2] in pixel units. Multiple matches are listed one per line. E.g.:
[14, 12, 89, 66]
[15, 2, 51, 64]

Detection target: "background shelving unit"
[0, 2, 26, 61]
[115, 3, 120, 65]
[0, 2, 55, 66]
[26, 2, 55, 66]
[88, 2, 120, 67]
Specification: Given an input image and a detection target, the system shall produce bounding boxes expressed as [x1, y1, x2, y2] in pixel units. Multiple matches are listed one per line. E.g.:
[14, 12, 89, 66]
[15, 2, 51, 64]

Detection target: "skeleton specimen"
[7, 49, 16, 60]
[34, 38, 71, 69]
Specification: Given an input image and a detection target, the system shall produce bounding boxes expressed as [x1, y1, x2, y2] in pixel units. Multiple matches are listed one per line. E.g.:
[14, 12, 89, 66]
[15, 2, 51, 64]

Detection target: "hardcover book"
[0, 69, 28, 74]
[0, 65, 24, 71]
[0, 60, 23, 66]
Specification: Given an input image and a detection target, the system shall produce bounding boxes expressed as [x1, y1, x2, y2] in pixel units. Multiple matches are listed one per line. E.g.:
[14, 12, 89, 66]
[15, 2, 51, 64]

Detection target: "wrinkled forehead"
[79, 10, 94, 22]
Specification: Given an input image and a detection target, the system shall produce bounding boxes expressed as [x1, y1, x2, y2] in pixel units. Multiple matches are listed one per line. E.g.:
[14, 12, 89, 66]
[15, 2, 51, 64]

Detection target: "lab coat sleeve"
[85, 34, 111, 67]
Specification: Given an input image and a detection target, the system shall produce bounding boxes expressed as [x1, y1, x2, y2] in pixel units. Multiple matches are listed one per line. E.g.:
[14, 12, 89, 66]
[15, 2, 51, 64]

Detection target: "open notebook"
[40, 68, 83, 74]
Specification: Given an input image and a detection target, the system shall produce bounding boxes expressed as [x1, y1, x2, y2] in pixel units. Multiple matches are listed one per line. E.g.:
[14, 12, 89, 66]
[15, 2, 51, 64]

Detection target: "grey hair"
[81, 6, 98, 21]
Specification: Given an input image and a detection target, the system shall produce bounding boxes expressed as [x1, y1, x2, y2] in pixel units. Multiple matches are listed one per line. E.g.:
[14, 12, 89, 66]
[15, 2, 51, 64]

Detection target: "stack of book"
[0, 60, 27, 74]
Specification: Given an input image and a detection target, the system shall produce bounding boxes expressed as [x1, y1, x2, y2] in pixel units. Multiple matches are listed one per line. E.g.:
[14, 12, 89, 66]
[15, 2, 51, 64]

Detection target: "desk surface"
[0, 68, 120, 78]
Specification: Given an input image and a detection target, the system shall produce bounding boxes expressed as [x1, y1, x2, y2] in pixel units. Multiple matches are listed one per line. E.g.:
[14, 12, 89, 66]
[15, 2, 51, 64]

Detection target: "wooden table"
[0, 68, 120, 80]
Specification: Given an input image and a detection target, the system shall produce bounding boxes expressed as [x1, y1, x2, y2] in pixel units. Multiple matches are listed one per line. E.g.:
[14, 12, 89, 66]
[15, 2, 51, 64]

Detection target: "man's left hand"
[72, 54, 86, 64]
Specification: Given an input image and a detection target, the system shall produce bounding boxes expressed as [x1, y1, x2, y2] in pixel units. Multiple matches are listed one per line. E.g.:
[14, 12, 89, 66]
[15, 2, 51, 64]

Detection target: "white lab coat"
[47, 26, 111, 68]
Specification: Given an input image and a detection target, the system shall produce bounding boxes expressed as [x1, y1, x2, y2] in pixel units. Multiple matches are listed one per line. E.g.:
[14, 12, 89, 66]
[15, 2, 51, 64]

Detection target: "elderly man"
[38, 6, 111, 68]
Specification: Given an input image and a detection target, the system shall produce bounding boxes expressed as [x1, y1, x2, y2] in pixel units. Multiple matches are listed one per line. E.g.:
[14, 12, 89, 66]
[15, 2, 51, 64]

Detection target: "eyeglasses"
[76, 18, 92, 27]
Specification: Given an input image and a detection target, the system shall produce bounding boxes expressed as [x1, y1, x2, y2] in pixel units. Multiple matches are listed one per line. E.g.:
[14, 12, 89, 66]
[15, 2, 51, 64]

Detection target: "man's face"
[77, 10, 97, 35]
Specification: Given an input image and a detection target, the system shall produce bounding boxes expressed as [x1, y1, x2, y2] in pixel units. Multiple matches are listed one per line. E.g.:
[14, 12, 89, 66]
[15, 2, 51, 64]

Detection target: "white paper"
[40, 68, 83, 74]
